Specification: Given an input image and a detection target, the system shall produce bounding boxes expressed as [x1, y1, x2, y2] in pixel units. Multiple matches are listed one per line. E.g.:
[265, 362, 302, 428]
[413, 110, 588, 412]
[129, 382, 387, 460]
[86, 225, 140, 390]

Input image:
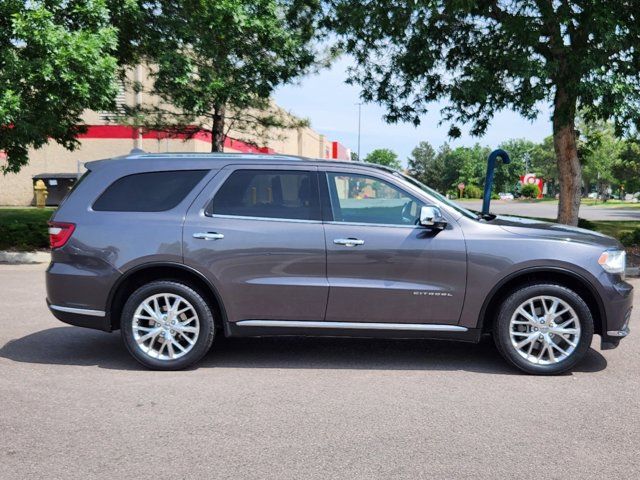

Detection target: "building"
[0, 66, 351, 205]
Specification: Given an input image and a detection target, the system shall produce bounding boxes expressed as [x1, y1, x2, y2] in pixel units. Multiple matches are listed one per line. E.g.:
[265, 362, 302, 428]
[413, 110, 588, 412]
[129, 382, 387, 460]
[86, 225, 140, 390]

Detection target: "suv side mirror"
[419, 205, 447, 229]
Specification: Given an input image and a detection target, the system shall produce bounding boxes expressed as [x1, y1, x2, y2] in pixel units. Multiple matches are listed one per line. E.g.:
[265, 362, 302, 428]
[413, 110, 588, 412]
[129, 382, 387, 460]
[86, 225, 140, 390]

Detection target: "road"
[1, 263, 639, 479]
[459, 199, 640, 220]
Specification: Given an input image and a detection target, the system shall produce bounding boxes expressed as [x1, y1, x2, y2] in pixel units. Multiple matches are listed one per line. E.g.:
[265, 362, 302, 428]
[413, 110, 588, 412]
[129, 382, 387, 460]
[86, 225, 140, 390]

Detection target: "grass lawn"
[0, 208, 54, 251]
[582, 220, 640, 241]
[581, 199, 640, 208]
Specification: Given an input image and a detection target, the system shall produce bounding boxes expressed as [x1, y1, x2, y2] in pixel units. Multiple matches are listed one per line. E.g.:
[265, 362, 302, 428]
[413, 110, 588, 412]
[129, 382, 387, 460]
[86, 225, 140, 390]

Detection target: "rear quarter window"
[93, 170, 208, 212]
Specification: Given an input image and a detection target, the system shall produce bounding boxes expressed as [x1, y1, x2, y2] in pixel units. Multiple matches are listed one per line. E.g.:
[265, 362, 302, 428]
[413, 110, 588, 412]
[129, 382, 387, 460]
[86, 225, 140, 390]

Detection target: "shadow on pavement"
[0, 326, 608, 375]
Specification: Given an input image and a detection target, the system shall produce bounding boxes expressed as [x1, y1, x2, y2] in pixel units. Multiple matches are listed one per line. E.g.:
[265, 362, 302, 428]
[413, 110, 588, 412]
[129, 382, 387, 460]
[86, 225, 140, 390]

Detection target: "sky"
[274, 56, 553, 166]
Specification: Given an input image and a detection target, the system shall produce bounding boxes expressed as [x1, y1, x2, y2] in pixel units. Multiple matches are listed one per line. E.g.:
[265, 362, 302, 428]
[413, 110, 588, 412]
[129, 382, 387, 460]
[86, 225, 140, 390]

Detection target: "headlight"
[598, 250, 626, 274]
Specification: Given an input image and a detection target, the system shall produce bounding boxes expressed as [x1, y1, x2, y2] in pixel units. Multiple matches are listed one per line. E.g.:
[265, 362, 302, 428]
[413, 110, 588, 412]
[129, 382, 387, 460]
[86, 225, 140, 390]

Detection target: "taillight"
[48, 222, 75, 249]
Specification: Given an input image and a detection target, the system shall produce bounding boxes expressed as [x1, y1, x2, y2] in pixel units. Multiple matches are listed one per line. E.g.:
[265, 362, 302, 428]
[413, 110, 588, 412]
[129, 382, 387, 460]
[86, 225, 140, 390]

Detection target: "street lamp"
[356, 102, 362, 161]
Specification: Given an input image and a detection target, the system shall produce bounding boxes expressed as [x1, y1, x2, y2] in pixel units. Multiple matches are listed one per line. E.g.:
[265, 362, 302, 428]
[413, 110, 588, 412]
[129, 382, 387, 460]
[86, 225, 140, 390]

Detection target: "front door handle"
[193, 232, 225, 240]
[334, 238, 365, 247]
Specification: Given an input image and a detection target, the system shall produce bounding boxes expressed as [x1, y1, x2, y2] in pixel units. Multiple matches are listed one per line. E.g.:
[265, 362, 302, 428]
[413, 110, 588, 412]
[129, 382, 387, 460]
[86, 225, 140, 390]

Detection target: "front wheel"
[120, 280, 215, 370]
[493, 283, 594, 375]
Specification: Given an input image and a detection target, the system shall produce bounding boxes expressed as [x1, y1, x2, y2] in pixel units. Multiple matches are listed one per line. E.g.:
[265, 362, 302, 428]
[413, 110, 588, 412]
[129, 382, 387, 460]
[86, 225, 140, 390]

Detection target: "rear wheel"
[120, 280, 215, 370]
[493, 283, 593, 375]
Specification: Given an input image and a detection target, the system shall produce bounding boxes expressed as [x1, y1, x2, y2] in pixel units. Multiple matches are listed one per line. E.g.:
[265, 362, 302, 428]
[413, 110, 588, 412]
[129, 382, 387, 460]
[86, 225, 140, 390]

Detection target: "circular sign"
[458, 182, 465, 190]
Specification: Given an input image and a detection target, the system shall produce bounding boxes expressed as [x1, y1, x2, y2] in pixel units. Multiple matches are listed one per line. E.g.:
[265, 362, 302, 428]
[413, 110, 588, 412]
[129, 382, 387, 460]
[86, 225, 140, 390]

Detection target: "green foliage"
[463, 185, 482, 199]
[406, 127, 639, 198]
[326, 1, 640, 136]
[365, 148, 401, 169]
[579, 119, 621, 195]
[116, 0, 322, 151]
[620, 229, 640, 247]
[577, 218, 596, 231]
[407, 141, 436, 184]
[521, 183, 540, 199]
[614, 139, 640, 193]
[580, 221, 640, 245]
[0, 208, 53, 250]
[0, 0, 119, 173]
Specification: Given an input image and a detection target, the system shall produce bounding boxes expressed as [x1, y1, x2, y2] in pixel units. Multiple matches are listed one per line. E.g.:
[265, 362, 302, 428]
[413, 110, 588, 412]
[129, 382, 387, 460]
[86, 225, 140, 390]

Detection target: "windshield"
[392, 171, 479, 220]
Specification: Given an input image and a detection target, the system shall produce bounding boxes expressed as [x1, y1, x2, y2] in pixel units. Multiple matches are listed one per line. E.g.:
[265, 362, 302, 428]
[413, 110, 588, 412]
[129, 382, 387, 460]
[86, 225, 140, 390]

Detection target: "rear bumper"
[47, 300, 111, 331]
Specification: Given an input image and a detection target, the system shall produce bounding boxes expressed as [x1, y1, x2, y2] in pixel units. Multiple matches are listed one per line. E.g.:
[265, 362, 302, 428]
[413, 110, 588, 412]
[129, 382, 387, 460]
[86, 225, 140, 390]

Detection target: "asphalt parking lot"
[1, 263, 639, 479]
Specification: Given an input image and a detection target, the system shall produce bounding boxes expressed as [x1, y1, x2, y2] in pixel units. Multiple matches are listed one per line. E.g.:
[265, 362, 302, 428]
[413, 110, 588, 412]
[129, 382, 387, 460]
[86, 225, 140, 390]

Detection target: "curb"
[0, 251, 50, 264]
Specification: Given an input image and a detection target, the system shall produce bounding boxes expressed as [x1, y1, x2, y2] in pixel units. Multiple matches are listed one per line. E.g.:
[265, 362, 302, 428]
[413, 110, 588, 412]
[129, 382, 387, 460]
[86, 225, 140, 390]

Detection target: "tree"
[116, 0, 321, 152]
[0, 0, 118, 173]
[579, 119, 622, 198]
[365, 148, 401, 169]
[408, 142, 456, 193]
[614, 138, 640, 194]
[407, 141, 436, 183]
[326, 1, 640, 225]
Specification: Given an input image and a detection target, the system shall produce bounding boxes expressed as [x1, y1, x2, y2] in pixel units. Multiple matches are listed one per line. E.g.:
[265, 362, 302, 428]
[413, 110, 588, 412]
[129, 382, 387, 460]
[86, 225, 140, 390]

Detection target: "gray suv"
[46, 153, 633, 374]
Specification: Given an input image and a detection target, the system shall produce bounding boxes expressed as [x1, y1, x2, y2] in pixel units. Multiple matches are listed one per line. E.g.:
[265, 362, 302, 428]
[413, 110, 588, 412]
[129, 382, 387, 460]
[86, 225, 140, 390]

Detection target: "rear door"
[321, 168, 467, 325]
[183, 165, 328, 323]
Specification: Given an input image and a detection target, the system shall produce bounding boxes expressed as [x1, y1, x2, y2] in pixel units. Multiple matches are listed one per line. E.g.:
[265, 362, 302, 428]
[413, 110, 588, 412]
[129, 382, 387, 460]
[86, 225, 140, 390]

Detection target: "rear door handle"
[334, 238, 365, 247]
[193, 232, 224, 240]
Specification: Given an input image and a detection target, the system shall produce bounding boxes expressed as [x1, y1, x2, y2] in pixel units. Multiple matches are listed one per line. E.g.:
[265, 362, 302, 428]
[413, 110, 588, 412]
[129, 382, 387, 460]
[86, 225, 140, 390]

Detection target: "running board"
[229, 320, 478, 342]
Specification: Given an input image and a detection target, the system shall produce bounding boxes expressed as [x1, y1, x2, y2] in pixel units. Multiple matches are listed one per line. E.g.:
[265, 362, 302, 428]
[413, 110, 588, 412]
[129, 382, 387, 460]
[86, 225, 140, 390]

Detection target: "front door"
[322, 170, 467, 325]
[183, 165, 328, 324]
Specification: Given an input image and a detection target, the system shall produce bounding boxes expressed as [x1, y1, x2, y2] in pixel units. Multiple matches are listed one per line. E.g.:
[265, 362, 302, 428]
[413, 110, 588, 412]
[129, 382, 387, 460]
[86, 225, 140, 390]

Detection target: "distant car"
[46, 153, 633, 374]
[588, 192, 598, 199]
[498, 192, 514, 200]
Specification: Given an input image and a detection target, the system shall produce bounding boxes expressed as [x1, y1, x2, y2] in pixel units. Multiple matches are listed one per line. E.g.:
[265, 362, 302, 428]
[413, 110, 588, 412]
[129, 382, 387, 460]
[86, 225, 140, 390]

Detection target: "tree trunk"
[211, 104, 226, 152]
[553, 86, 581, 226]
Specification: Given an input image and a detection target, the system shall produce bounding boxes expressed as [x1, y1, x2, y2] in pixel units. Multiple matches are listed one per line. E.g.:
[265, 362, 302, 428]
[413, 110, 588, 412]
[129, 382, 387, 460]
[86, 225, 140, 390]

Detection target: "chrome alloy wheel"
[509, 295, 581, 365]
[132, 293, 200, 361]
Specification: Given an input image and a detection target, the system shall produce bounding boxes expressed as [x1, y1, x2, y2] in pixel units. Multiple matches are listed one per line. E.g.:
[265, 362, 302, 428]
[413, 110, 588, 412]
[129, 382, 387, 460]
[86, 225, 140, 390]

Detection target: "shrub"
[0, 208, 53, 251]
[620, 229, 640, 247]
[463, 184, 483, 199]
[577, 218, 596, 230]
[521, 183, 540, 198]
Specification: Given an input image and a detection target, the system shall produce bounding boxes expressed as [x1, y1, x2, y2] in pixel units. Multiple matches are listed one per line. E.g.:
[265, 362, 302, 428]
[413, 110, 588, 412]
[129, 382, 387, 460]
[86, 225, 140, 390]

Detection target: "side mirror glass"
[419, 205, 447, 229]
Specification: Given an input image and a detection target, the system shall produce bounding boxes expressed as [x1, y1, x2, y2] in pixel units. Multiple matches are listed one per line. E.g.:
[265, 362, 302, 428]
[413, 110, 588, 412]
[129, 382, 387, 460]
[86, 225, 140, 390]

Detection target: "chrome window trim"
[50, 305, 106, 317]
[237, 320, 468, 332]
[325, 220, 419, 229]
[206, 213, 323, 224]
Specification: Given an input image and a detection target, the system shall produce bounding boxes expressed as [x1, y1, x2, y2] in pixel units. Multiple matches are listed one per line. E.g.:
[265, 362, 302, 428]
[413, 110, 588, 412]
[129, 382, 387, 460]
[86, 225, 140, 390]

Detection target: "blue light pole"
[482, 149, 511, 215]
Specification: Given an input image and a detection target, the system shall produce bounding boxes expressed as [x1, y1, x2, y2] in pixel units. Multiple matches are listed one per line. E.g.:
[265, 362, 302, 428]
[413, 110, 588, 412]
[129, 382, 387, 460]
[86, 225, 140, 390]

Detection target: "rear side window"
[93, 170, 207, 212]
[210, 170, 320, 221]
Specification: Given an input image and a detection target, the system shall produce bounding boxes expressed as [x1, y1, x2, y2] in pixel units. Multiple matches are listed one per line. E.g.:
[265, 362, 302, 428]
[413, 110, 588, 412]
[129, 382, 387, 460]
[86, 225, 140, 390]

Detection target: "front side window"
[210, 170, 320, 221]
[93, 170, 208, 212]
[327, 173, 423, 225]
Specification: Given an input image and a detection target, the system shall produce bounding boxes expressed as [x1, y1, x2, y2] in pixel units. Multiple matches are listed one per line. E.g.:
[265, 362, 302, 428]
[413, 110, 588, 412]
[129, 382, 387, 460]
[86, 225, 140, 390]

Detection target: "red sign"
[458, 182, 465, 191]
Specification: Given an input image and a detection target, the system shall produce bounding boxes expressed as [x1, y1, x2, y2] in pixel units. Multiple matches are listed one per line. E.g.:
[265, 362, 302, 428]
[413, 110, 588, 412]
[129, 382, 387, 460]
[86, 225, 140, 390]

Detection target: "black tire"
[493, 283, 594, 375]
[120, 280, 215, 370]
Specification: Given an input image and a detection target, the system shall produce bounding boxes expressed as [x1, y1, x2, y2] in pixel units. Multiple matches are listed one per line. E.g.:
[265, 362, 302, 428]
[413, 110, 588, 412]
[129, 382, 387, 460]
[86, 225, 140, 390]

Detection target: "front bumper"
[600, 279, 633, 350]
